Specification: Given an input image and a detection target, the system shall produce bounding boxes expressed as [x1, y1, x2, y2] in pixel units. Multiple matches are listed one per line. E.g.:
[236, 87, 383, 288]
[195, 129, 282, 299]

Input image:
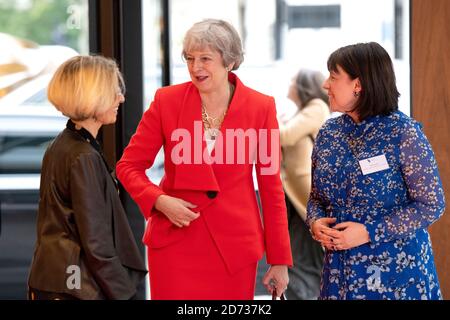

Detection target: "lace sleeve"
[366, 122, 445, 243]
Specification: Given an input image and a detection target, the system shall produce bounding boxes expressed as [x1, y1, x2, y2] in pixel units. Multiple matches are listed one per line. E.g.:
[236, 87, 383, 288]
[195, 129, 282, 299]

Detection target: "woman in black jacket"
[27, 55, 147, 300]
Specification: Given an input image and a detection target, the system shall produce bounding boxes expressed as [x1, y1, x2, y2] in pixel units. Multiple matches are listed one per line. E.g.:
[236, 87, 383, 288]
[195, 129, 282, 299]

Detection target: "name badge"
[358, 154, 390, 175]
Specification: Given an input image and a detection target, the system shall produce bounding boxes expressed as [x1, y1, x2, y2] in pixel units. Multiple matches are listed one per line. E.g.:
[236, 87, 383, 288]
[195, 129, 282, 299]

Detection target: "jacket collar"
[66, 119, 117, 187]
[66, 119, 101, 153]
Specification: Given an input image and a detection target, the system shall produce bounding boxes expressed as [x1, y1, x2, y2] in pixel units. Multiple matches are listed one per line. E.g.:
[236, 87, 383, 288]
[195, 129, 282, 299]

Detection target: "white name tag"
[358, 154, 390, 175]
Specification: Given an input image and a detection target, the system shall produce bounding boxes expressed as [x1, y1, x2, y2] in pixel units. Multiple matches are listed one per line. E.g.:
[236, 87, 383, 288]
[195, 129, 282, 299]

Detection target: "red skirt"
[147, 216, 257, 300]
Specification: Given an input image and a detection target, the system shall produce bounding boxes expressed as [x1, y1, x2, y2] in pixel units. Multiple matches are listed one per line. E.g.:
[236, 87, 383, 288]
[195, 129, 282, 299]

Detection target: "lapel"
[210, 73, 251, 170]
[216, 73, 248, 140]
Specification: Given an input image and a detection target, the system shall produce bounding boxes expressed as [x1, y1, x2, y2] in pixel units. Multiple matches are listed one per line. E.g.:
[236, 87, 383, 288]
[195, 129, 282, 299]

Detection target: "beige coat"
[280, 98, 330, 221]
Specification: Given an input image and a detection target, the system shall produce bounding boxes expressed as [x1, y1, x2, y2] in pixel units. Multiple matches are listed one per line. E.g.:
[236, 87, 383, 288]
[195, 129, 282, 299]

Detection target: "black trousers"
[285, 195, 324, 300]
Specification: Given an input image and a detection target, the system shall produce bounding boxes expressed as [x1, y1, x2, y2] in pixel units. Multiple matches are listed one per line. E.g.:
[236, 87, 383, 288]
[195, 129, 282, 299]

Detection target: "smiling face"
[323, 64, 361, 116]
[184, 46, 232, 94]
[96, 91, 125, 125]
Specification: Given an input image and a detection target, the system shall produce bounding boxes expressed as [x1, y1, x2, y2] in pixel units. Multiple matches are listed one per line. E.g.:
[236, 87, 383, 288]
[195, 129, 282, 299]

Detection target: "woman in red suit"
[116, 19, 292, 300]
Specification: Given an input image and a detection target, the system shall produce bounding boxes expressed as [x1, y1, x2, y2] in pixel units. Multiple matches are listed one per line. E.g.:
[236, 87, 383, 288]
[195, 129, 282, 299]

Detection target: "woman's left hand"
[262, 265, 289, 298]
[320, 221, 370, 251]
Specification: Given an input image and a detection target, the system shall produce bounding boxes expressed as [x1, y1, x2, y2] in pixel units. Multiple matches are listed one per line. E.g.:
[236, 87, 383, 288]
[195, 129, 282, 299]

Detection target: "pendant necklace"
[201, 83, 235, 140]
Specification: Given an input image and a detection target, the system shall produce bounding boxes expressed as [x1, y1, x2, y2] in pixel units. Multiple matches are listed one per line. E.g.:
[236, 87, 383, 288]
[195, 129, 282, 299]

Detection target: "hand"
[310, 217, 337, 249]
[262, 265, 289, 298]
[154, 195, 200, 228]
[320, 221, 370, 250]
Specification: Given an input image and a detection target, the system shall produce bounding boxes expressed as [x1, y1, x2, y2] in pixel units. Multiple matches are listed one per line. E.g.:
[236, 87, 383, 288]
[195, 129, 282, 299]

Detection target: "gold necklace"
[201, 83, 235, 140]
[202, 104, 227, 127]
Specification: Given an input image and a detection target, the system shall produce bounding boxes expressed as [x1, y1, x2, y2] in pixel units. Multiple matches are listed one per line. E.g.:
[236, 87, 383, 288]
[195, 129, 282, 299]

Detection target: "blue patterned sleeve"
[306, 129, 328, 228]
[366, 122, 446, 243]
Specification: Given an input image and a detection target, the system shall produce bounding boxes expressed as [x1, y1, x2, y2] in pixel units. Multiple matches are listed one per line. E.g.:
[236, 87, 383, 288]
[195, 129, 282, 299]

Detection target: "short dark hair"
[327, 42, 400, 120]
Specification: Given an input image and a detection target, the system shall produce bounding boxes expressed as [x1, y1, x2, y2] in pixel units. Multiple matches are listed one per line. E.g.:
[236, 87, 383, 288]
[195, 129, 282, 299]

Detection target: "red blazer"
[116, 73, 292, 273]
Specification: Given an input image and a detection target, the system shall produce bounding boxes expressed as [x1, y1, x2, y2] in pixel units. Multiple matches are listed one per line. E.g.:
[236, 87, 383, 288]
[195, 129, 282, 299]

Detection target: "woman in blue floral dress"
[307, 42, 445, 300]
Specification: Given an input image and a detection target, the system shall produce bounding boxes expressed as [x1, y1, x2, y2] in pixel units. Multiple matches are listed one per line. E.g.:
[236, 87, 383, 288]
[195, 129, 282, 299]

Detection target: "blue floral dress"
[306, 111, 445, 300]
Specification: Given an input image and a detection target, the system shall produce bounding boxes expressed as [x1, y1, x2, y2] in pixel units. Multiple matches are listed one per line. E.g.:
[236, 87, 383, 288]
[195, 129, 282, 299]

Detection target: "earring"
[353, 91, 360, 97]
[225, 67, 230, 72]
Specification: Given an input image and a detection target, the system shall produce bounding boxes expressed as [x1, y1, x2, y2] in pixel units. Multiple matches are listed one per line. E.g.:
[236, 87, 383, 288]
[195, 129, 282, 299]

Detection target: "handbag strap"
[271, 288, 286, 300]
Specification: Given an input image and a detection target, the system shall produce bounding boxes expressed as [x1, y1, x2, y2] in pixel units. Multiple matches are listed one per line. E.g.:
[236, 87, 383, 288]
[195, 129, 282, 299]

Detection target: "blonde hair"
[47, 55, 124, 121]
[182, 19, 244, 70]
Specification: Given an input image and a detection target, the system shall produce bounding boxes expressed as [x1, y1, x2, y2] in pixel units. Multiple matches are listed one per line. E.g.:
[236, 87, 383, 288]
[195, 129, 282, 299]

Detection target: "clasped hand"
[155, 195, 200, 228]
[311, 218, 370, 251]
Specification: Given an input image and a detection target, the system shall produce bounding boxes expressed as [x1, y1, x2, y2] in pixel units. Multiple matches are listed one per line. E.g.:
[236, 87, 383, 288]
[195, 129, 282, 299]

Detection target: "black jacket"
[28, 122, 147, 299]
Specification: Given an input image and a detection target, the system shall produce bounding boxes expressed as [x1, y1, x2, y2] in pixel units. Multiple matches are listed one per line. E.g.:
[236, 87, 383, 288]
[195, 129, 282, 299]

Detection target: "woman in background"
[280, 69, 329, 299]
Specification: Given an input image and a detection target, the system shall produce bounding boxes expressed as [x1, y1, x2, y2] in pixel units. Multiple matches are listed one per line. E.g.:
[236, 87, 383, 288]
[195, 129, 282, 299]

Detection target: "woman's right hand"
[310, 217, 337, 250]
[154, 195, 200, 228]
